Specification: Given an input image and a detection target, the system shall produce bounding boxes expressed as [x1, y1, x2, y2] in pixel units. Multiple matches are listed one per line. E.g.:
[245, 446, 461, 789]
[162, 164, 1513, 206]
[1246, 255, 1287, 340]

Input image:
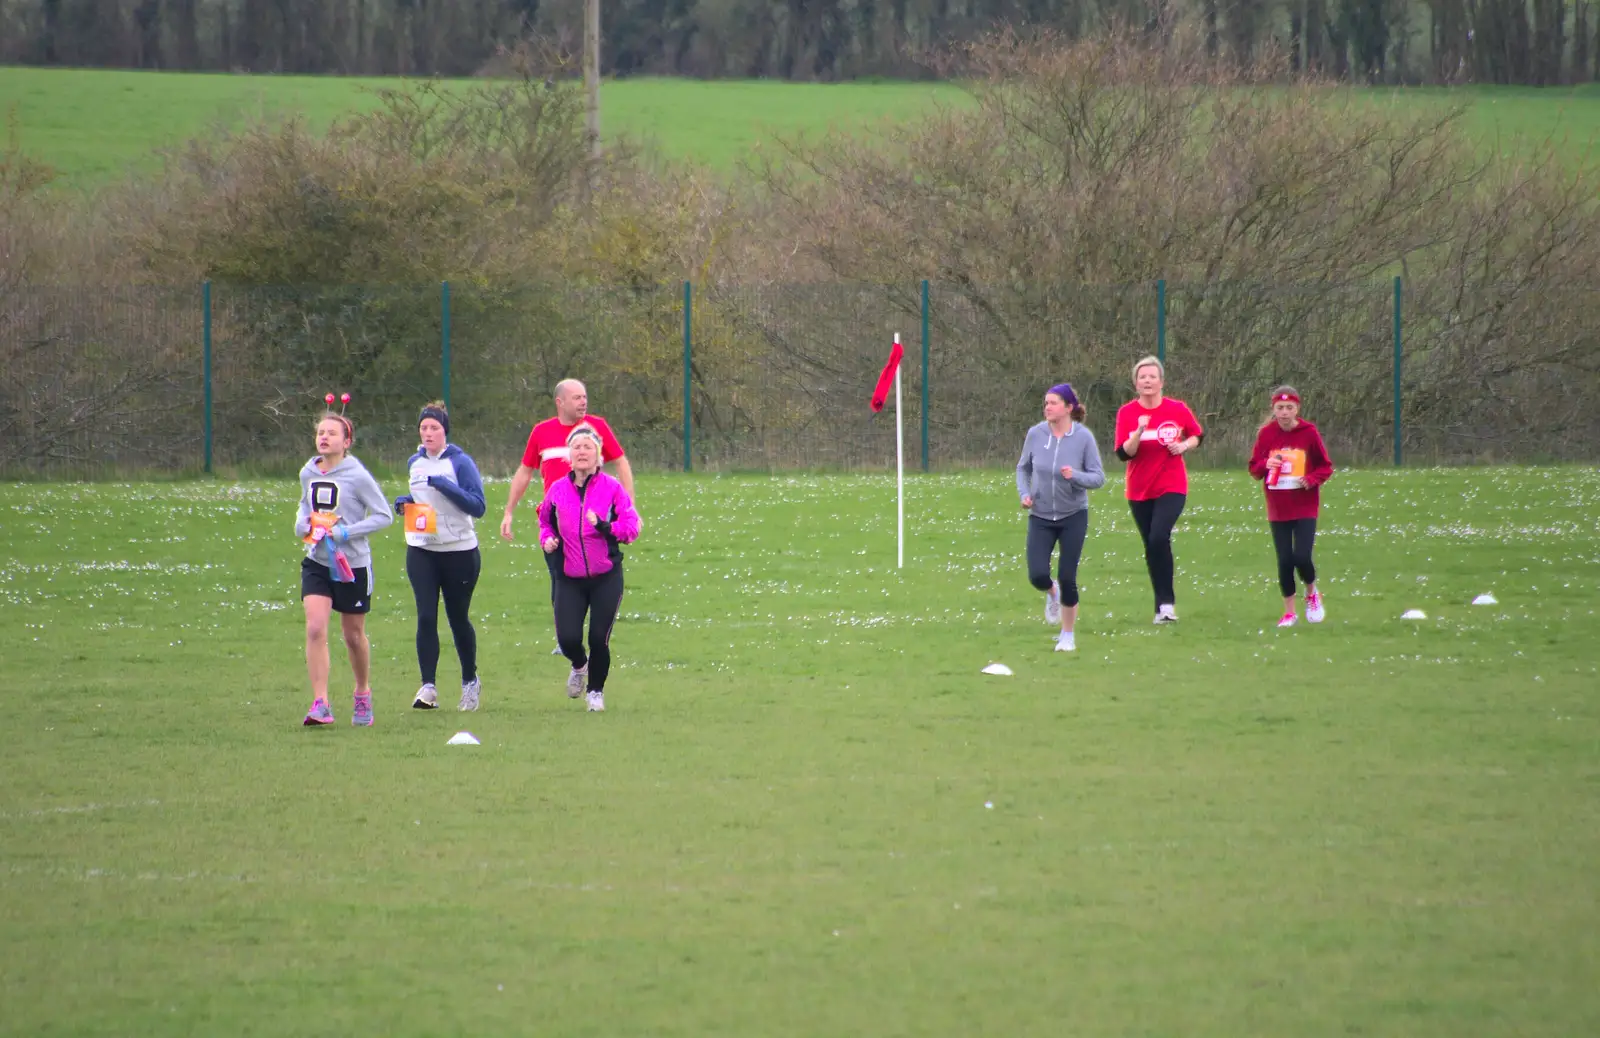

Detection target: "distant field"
[2, 66, 1598, 190]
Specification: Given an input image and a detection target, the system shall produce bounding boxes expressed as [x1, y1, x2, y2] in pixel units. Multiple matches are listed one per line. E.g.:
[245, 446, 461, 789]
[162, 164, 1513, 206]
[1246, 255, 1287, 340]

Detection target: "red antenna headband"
[1274, 391, 1300, 403]
[321, 392, 354, 439]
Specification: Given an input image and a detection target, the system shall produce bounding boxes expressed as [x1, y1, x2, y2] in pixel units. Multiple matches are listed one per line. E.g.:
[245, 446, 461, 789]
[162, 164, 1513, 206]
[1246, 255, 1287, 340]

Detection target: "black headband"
[419, 405, 449, 435]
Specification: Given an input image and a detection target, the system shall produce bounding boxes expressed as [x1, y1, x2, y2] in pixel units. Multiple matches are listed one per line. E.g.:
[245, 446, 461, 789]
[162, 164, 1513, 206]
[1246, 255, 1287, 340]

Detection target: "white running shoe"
[458, 677, 481, 712]
[1153, 604, 1179, 625]
[586, 689, 605, 712]
[566, 665, 589, 699]
[1054, 630, 1076, 652]
[1306, 590, 1326, 623]
[1277, 611, 1298, 628]
[412, 683, 438, 710]
[1044, 582, 1061, 626]
[550, 644, 564, 655]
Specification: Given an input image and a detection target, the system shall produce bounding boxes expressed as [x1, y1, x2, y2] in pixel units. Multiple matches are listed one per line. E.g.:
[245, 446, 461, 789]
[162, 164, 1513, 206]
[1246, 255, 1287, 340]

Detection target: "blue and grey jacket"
[1015, 421, 1107, 519]
[394, 443, 487, 551]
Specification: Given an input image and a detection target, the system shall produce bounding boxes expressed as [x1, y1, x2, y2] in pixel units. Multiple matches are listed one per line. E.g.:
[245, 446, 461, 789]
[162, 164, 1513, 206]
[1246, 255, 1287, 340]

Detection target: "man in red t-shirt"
[1114, 356, 1203, 624]
[500, 379, 633, 543]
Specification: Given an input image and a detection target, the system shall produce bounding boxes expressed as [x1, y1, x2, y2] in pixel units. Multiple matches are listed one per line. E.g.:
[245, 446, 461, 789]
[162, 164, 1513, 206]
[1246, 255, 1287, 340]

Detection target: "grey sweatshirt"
[294, 455, 394, 571]
[1015, 421, 1107, 519]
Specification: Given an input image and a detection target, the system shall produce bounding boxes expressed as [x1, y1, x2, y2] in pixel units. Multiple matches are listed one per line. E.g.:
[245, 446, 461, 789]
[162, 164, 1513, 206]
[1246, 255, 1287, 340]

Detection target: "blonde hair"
[1132, 355, 1165, 382]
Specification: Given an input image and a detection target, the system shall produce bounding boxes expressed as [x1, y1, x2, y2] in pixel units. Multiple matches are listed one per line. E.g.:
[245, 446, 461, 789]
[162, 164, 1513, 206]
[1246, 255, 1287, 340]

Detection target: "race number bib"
[1268, 448, 1308, 490]
[405, 502, 438, 535]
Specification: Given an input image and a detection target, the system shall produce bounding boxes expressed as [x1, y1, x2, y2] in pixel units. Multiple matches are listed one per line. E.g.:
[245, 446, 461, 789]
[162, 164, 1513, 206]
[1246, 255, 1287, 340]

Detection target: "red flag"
[870, 340, 904, 413]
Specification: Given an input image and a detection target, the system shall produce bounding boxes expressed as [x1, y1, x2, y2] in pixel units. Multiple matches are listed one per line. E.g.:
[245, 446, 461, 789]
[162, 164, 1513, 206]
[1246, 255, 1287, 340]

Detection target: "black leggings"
[1129, 492, 1186, 609]
[1270, 518, 1318, 597]
[406, 546, 480, 685]
[1026, 511, 1089, 607]
[554, 564, 625, 692]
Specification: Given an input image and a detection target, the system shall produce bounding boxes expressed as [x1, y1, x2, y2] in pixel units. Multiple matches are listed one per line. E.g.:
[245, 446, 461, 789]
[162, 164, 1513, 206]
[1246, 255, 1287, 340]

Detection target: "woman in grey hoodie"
[294, 409, 394, 727]
[1015, 383, 1106, 652]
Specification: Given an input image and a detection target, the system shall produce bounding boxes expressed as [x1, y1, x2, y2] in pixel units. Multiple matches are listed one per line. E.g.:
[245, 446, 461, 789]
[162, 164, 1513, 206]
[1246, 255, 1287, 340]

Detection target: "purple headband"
[1047, 383, 1079, 407]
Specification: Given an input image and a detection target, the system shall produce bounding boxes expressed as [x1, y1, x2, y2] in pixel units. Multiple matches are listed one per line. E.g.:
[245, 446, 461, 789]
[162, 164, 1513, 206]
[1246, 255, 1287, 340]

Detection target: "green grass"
[4, 66, 1599, 191]
[0, 67, 963, 188]
[2, 466, 1598, 1036]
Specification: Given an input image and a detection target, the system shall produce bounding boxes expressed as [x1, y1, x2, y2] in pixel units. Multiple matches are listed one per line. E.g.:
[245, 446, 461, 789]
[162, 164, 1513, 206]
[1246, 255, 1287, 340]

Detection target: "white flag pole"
[894, 333, 904, 570]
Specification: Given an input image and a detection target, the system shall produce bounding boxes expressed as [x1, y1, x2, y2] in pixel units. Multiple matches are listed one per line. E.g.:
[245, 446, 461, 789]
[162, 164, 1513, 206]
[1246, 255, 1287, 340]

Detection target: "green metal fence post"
[1156, 279, 1167, 365]
[202, 280, 213, 474]
[920, 279, 930, 473]
[683, 281, 693, 473]
[441, 281, 452, 411]
[1393, 275, 1403, 467]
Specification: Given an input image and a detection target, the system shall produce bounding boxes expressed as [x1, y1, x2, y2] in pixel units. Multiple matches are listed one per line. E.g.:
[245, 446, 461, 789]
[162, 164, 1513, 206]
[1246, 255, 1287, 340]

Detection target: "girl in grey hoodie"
[294, 409, 394, 727]
[1015, 383, 1106, 652]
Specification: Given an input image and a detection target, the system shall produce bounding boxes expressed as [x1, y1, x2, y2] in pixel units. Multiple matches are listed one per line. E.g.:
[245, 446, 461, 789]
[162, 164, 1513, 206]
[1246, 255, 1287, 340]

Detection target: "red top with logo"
[521, 415, 626, 493]
[1247, 419, 1333, 522]
[1114, 397, 1205, 500]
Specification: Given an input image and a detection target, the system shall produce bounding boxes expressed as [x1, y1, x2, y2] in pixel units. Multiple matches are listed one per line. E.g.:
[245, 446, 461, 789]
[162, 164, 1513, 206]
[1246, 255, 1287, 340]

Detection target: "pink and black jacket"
[536, 472, 641, 579]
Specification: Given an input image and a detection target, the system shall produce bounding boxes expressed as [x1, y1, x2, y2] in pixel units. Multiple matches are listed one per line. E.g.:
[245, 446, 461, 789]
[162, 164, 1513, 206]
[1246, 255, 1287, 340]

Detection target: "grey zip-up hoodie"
[294, 455, 394, 571]
[1015, 421, 1107, 519]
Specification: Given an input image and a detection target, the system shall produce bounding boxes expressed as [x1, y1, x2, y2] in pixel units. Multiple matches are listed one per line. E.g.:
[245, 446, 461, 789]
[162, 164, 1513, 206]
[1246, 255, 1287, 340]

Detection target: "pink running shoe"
[352, 693, 373, 727]
[1306, 590, 1326, 623]
[1277, 610, 1298, 628]
[303, 699, 334, 726]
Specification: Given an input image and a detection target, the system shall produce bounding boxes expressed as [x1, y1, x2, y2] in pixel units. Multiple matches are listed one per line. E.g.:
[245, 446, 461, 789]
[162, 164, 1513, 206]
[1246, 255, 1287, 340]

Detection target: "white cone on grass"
[1473, 593, 1498, 606]
[981, 663, 1014, 676]
[447, 731, 480, 745]
[1401, 609, 1427, 620]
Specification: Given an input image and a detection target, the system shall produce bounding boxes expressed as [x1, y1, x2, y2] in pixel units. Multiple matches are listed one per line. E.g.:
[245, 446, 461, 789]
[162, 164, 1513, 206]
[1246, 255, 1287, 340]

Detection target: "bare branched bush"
[758, 27, 1600, 462]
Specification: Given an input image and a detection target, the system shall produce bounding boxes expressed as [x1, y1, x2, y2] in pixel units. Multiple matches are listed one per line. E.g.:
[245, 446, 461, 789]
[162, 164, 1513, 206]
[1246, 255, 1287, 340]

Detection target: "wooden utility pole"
[584, 0, 601, 189]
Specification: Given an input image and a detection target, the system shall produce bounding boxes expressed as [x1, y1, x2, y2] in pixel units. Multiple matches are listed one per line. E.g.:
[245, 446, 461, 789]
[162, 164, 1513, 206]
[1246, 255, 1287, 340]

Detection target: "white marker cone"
[1472, 593, 1498, 606]
[1401, 609, 1427, 620]
[981, 663, 1014, 676]
[446, 731, 480, 745]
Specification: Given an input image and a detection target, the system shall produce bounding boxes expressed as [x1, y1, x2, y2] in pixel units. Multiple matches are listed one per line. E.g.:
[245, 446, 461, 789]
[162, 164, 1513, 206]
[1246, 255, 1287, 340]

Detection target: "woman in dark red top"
[1247, 386, 1334, 628]
[1114, 355, 1204, 624]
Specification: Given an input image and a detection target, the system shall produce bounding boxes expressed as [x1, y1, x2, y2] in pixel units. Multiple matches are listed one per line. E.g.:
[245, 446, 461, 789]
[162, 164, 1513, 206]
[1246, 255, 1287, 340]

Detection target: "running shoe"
[1054, 630, 1076, 652]
[352, 693, 373, 727]
[1153, 604, 1179, 625]
[413, 683, 438, 709]
[1044, 582, 1061, 626]
[459, 677, 481, 712]
[1306, 590, 1326, 623]
[567, 665, 589, 699]
[1277, 611, 1298, 628]
[303, 699, 334, 726]
[586, 689, 605, 712]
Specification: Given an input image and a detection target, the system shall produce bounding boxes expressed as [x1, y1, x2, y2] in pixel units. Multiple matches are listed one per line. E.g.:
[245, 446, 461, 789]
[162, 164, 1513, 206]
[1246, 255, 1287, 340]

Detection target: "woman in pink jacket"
[537, 424, 642, 712]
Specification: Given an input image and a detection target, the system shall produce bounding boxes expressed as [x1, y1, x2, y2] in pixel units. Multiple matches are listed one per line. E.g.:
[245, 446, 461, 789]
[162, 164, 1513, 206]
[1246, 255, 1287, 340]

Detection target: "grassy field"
[2, 66, 1599, 190]
[2, 466, 1598, 1036]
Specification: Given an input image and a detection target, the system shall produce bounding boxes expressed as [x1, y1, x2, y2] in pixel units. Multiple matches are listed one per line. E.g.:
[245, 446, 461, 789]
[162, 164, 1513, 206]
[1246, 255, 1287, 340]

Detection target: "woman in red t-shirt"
[1114, 356, 1203, 624]
[1247, 386, 1334, 628]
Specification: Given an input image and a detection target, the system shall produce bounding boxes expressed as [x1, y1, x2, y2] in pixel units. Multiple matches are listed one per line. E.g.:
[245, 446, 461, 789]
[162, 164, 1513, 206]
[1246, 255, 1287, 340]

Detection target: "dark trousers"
[555, 564, 625, 692]
[1026, 511, 1089, 607]
[1270, 518, 1318, 597]
[406, 546, 481, 685]
[1128, 492, 1186, 609]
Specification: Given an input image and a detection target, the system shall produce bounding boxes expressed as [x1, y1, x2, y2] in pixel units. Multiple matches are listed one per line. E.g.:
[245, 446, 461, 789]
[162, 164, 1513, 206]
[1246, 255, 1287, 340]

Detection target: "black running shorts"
[300, 556, 373, 615]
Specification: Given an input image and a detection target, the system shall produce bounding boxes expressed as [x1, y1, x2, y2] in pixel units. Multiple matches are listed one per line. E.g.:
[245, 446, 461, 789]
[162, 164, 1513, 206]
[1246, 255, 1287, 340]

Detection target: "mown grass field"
[3, 66, 1599, 190]
[2, 466, 1598, 1036]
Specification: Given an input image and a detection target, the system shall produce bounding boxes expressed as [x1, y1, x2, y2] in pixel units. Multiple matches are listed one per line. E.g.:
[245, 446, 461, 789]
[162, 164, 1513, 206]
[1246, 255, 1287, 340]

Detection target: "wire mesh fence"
[5, 278, 1598, 478]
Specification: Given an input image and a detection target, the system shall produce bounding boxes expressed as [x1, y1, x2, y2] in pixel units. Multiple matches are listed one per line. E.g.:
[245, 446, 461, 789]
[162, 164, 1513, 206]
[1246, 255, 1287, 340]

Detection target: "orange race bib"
[302, 511, 339, 543]
[1267, 448, 1308, 490]
[404, 502, 438, 535]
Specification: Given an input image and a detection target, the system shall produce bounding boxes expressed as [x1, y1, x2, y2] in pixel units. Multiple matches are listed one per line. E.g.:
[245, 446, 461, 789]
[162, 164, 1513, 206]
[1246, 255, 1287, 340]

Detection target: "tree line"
[1, 0, 1598, 84]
